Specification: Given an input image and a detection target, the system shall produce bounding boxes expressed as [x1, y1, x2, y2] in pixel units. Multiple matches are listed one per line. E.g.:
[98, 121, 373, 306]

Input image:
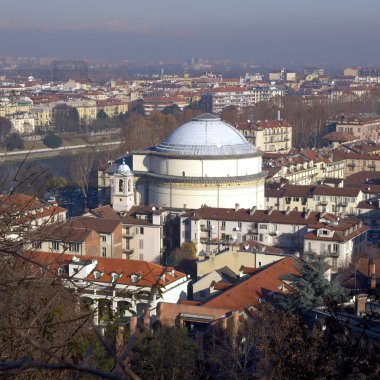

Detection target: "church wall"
[148, 181, 265, 209]
[146, 155, 262, 178]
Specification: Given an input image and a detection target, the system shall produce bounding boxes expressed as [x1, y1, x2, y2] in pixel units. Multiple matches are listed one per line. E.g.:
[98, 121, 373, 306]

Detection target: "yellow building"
[237, 120, 292, 153]
[96, 99, 129, 118]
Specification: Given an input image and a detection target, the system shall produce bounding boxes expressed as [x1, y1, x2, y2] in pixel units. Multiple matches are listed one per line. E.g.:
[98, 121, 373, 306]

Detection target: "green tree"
[280, 252, 344, 314]
[44, 176, 68, 192]
[43, 133, 62, 149]
[97, 109, 108, 119]
[130, 327, 198, 380]
[68, 107, 80, 132]
[5, 133, 24, 151]
[161, 104, 182, 117]
[0, 116, 12, 144]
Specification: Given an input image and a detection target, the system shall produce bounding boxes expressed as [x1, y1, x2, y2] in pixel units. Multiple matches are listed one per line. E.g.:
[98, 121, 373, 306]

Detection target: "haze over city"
[1, 0, 379, 65]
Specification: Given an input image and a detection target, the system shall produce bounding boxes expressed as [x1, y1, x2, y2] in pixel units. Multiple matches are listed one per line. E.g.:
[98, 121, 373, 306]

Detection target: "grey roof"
[153, 113, 257, 156]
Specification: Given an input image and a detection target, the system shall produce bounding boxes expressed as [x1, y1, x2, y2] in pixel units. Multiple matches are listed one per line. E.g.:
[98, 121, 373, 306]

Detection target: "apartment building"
[0, 193, 67, 240]
[265, 184, 363, 216]
[236, 119, 292, 152]
[333, 149, 380, 177]
[96, 99, 129, 118]
[329, 114, 380, 141]
[88, 205, 175, 264]
[304, 219, 367, 272]
[25, 216, 123, 259]
[200, 85, 284, 114]
[180, 206, 342, 256]
[8, 112, 35, 134]
[27, 252, 189, 323]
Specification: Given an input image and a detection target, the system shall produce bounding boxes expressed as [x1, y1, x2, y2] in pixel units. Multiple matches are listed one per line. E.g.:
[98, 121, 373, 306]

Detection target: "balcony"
[319, 200, 328, 206]
[200, 225, 213, 232]
[123, 248, 134, 255]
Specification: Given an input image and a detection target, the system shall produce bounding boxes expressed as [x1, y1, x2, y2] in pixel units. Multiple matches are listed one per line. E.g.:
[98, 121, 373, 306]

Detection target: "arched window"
[118, 179, 124, 192]
[128, 178, 132, 192]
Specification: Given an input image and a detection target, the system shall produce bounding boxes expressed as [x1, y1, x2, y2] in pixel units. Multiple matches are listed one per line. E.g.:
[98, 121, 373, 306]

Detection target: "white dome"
[116, 159, 132, 176]
[154, 113, 257, 156]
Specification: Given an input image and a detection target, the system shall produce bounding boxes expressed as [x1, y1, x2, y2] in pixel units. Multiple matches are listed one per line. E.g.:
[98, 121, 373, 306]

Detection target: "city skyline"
[1, 0, 379, 65]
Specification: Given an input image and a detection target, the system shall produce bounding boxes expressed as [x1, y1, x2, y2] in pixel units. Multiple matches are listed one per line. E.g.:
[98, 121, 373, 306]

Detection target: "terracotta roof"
[313, 187, 360, 197]
[304, 223, 368, 243]
[25, 252, 187, 288]
[236, 120, 292, 131]
[322, 131, 358, 142]
[203, 257, 299, 311]
[345, 171, 380, 185]
[184, 207, 327, 227]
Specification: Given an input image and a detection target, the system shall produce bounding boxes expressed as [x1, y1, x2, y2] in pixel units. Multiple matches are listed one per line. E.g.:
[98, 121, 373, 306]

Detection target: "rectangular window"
[259, 224, 267, 229]
[136, 227, 144, 235]
[221, 221, 226, 230]
[139, 253, 144, 260]
[238, 222, 242, 229]
[102, 247, 107, 257]
[52, 241, 60, 251]
[32, 241, 42, 249]
[259, 234, 263, 242]
[101, 235, 107, 242]
[69, 243, 80, 253]
[139, 239, 144, 249]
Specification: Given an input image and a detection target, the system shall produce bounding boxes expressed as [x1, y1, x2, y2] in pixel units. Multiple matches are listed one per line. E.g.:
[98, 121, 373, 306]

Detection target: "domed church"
[119, 113, 266, 210]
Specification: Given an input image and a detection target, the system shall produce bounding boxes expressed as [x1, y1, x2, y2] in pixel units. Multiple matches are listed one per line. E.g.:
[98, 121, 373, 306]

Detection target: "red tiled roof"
[322, 131, 358, 142]
[203, 257, 299, 311]
[25, 252, 187, 288]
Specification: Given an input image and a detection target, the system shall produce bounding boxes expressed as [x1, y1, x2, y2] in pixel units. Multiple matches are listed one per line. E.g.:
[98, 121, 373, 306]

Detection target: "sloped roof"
[25, 252, 187, 288]
[203, 257, 299, 311]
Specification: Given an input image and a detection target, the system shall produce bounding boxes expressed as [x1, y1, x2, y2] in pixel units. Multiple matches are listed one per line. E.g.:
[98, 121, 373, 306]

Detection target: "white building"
[304, 219, 367, 272]
[9, 112, 35, 135]
[131, 113, 266, 210]
[30, 253, 189, 324]
[100, 114, 266, 210]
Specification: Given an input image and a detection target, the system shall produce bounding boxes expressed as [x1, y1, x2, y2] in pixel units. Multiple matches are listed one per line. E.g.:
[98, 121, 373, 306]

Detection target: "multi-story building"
[328, 114, 380, 141]
[88, 205, 169, 264]
[265, 184, 363, 216]
[8, 112, 35, 134]
[0, 193, 67, 240]
[25, 217, 123, 259]
[200, 86, 284, 114]
[304, 219, 367, 272]
[96, 99, 129, 118]
[67, 99, 97, 124]
[180, 206, 346, 256]
[236, 119, 292, 152]
[28, 252, 189, 323]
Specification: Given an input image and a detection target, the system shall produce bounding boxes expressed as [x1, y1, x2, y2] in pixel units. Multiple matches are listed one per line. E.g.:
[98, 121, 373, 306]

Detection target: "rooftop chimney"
[249, 206, 257, 215]
[369, 258, 376, 290]
[235, 203, 240, 212]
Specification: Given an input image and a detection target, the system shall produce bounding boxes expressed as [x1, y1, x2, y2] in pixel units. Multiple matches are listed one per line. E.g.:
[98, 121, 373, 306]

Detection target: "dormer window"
[93, 271, 102, 280]
[131, 274, 141, 283]
[111, 272, 121, 282]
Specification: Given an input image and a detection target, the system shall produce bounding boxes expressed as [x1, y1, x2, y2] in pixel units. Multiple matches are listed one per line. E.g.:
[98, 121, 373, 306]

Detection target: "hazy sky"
[1, 0, 379, 65]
